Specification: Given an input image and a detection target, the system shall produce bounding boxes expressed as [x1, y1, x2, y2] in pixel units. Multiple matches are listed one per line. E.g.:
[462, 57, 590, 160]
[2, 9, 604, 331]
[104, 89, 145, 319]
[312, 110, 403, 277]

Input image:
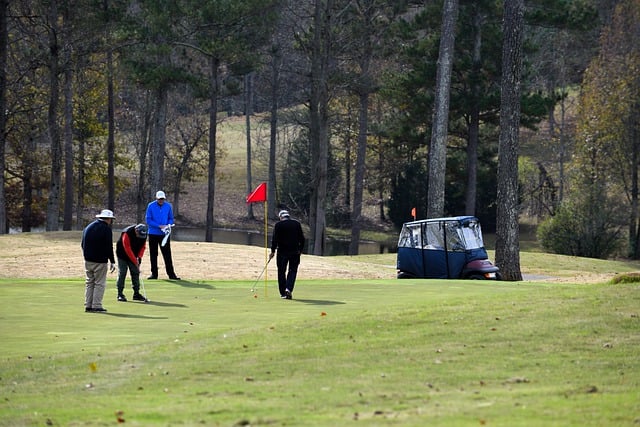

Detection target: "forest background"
[0, 0, 639, 273]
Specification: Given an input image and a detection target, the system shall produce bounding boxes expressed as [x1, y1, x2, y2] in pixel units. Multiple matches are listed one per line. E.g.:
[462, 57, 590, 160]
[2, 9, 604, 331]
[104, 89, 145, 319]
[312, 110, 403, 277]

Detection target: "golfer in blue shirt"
[145, 190, 180, 280]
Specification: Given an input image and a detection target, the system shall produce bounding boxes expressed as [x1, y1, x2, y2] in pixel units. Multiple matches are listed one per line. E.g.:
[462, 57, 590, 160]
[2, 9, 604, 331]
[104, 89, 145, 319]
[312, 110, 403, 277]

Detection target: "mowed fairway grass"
[1, 257, 640, 426]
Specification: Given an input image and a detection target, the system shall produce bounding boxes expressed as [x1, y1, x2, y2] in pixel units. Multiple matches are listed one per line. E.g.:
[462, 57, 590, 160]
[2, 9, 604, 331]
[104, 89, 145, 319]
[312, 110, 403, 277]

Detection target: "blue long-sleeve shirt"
[145, 200, 175, 236]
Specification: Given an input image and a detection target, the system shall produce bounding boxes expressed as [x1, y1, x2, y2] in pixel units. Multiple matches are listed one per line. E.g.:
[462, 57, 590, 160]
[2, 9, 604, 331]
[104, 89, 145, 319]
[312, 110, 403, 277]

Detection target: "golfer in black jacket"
[269, 210, 305, 299]
[81, 209, 116, 313]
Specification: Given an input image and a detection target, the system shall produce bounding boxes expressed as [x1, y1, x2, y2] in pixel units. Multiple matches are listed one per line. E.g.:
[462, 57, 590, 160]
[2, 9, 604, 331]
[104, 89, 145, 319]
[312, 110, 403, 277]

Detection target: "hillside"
[114, 115, 396, 244]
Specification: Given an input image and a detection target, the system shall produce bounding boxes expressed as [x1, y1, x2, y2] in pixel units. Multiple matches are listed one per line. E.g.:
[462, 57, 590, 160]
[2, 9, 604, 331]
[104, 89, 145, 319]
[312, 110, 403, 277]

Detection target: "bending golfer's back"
[269, 210, 305, 299]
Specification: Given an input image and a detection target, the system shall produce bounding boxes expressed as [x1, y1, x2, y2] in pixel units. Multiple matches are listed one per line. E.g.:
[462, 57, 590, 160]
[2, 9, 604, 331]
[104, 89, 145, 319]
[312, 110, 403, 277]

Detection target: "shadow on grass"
[293, 299, 346, 306]
[104, 313, 169, 319]
[139, 301, 188, 308]
[157, 280, 215, 290]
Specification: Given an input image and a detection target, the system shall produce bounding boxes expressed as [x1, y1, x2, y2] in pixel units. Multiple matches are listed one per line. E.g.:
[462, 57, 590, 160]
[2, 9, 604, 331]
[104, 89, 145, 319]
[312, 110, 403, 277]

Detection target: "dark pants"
[116, 257, 140, 294]
[148, 234, 177, 278]
[276, 252, 300, 296]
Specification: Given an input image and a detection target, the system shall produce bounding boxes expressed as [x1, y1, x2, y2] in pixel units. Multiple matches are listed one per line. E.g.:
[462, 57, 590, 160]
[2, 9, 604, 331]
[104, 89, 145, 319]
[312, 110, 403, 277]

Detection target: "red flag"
[411, 207, 416, 220]
[246, 182, 267, 203]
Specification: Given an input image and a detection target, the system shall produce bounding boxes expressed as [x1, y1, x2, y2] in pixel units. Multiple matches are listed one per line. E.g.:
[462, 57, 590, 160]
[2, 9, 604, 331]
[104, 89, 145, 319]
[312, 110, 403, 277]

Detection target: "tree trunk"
[349, 92, 369, 255]
[150, 87, 167, 196]
[630, 103, 640, 258]
[136, 92, 152, 223]
[45, 0, 61, 231]
[76, 135, 85, 229]
[62, 31, 74, 230]
[426, 0, 459, 219]
[245, 72, 254, 219]
[22, 134, 37, 231]
[107, 47, 115, 211]
[465, 5, 482, 217]
[268, 45, 280, 219]
[495, 0, 524, 281]
[0, 0, 7, 233]
[205, 56, 220, 242]
[308, 0, 331, 255]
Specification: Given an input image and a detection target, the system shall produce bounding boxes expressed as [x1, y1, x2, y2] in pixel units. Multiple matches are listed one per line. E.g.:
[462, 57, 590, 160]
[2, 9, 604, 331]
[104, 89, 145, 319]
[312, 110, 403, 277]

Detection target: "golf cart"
[396, 216, 500, 280]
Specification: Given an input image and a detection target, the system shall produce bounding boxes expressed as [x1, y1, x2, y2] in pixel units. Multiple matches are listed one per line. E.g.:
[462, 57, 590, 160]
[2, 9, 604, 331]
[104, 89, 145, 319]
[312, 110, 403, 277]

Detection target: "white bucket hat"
[96, 209, 115, 219]
[156, 190, 166, 199]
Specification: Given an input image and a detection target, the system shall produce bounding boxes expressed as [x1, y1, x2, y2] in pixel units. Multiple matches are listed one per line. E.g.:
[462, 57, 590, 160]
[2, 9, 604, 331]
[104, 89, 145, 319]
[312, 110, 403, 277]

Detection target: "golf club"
[250, 257, 271, 293]
[139, 271, 150, 303]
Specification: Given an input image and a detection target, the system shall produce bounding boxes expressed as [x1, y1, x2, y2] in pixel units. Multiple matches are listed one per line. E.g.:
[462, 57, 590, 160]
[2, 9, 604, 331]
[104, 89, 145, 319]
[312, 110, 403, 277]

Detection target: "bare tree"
[62, 2, 74, 230]
[307, 0, 332, 255]
[495, 0, 524, 281]
[426, 0, 458, 219]
[0, 0, 7, 233]
[45, 0, 62, 231]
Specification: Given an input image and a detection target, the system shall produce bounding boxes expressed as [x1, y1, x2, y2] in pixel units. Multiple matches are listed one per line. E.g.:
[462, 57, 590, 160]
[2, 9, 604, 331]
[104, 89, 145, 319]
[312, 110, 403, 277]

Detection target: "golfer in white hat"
[145, 190, 180, 280]
[81, 209, 116, 312]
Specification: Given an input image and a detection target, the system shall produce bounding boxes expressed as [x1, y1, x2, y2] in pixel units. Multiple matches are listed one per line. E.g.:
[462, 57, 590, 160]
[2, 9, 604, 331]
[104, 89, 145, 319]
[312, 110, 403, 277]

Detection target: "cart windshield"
[397, 217, 485, 251]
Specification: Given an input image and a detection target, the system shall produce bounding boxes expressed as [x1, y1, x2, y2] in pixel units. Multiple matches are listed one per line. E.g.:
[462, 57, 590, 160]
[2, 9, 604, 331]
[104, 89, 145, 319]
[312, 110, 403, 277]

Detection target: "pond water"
[172, 227, 396, 256]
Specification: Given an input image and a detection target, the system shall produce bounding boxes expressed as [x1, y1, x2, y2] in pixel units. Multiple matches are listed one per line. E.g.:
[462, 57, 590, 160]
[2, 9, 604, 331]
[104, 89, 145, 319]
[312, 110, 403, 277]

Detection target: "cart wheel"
[397, 271, 415, 279]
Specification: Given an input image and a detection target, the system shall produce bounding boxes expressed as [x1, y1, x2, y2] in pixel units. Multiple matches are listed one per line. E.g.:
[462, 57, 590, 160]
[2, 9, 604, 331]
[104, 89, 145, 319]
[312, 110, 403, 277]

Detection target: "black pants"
[148, 234, 177, 278]
[276, 252, 300, 296]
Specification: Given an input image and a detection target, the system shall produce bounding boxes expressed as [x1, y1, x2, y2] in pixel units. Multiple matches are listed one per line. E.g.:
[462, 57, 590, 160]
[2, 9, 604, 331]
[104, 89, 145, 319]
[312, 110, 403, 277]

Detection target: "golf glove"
[109, 262, 116, 273]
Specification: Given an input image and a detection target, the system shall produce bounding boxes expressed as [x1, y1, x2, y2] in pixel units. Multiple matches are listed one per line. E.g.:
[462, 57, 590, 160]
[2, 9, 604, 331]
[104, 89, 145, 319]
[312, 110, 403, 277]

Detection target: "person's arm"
[122, 232, 137, 264]
[269, 224, 278, 259]
[145, 203, 161, 229]
[107, 228, 116, 265]
[297, 224, 305, 253]
[167, 203, 175, 226]
[138, 243, 146, 260]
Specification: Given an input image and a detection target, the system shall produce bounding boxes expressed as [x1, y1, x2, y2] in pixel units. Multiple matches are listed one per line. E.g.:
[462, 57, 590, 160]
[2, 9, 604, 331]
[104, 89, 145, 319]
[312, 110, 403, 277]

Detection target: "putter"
[250, 258, 271, 293]
[139, 273, 150, 303]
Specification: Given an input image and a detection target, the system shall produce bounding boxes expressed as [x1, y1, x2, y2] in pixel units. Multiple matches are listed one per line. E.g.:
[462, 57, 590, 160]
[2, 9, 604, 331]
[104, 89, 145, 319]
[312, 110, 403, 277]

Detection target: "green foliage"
[537, 199, 623, 259]
[526, 0, 600, 31]
[278, 128, 343, 226]
[609, 272, 640, 284]
[388, 158, 427, 227]
[574, 0, 640, 257]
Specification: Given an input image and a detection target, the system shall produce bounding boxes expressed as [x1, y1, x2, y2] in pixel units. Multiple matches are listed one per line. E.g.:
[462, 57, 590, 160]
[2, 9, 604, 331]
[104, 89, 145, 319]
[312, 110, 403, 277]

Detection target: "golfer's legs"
[276, 254, 288, 295]
[116, 258, 129, 294]
[286, 254, 301, 291]
[148, 235, 161, 276]
[159, 239, 176, 276]
[85, 262, 108, 309]
[130, 261, 141, 292]
[84, 261, 96, 308]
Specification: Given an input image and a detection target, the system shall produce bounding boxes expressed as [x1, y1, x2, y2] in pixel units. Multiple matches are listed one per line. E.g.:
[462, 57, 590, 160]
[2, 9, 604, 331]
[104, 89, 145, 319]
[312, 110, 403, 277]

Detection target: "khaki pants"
[84, 261, 108, 309]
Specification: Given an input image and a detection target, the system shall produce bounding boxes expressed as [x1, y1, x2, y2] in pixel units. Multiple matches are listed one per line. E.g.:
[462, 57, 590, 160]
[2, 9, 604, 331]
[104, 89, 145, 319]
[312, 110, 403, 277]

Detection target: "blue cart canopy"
[396, 216, 490, 279]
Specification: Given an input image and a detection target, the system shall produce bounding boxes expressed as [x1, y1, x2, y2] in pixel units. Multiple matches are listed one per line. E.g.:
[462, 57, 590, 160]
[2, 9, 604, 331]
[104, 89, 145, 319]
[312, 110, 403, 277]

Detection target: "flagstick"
[264, 200, 268, 297]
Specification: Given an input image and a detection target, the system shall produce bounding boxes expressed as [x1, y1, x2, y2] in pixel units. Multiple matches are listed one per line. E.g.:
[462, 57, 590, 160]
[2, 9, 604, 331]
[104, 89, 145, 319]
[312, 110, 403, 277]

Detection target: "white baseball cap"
[156, 190, 166, 199]
[96, 209, 115, 219]
[278, 210, 290, 218]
